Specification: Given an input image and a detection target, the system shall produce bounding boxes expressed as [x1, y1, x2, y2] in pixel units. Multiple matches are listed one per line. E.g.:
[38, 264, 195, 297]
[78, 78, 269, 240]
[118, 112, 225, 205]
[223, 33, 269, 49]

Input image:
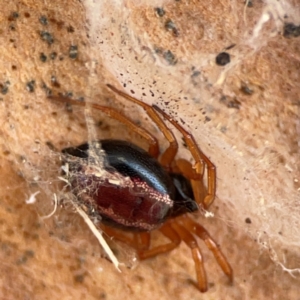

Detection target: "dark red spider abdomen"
[63, 140, 182, 231]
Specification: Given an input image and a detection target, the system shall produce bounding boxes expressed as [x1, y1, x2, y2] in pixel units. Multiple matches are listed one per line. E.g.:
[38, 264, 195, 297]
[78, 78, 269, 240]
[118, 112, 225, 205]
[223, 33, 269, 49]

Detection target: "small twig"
[73, 203, 121, 272]
[40, 193, 58, 220]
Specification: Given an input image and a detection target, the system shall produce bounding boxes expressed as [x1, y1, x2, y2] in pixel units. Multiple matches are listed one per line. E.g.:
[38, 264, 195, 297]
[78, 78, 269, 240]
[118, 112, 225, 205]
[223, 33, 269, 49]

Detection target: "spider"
[51, 84, 233, 292]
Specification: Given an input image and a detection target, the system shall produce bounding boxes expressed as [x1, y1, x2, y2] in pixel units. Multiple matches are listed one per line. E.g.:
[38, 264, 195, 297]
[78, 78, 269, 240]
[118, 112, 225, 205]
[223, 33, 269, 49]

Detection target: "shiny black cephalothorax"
[63, 139, 198, 232]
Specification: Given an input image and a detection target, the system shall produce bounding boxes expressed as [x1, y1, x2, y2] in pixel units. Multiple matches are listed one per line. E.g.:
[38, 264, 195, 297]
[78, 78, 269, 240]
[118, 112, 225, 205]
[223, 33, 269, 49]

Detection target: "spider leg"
[138, 220, 209, 292]
[153, 105, 216, 209]
[182, 215, 233, 283]
[100, 224, 177, 256]
[136, 232, 151, 251]
[49, 95, 159, 158]
[174, 158, 206, 208]
[100, 224, 136, 248]
[102, 223, 181, 264]
[171, 219, 208, 292]
[174, 158, 203, 180]
[137, 222, 181, 259]
[106, 84, 178, 167]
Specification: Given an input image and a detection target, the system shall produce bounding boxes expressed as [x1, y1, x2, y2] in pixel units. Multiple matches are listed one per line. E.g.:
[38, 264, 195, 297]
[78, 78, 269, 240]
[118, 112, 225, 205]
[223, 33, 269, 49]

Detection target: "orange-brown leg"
[175, 158, 203, 180]
[171, 220, 208, 292]
[49, 95, 159, 158]
[182, 215, 233, 282]
[137, 222, 181, 259]
[136, 232, 151, 251]
[174, 158, 207, 208]
[153, 105, 216, 209]
[100, 224, 137, 248]
[101, 223, 180, 258]
[106, 84, 178, 167]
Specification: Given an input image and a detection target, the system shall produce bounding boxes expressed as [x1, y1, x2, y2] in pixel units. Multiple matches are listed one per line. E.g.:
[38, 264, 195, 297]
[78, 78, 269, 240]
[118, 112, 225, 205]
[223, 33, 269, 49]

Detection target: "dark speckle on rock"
[216, 52, 230, 66]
